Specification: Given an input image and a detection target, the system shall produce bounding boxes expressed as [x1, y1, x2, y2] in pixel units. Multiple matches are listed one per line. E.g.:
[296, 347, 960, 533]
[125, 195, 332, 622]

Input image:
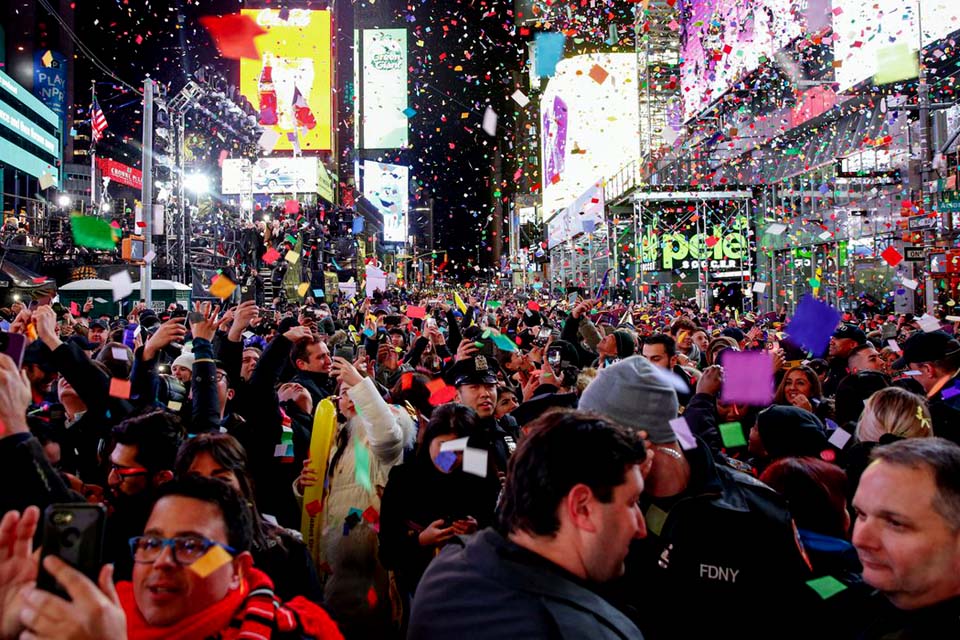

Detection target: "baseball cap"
[892, 331, 960, 370]
[832, 323, 867, 345]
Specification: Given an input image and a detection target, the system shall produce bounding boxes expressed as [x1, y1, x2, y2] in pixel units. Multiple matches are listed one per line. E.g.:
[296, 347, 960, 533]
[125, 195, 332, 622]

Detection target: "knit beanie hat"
[579, 355, 679, 443]
[757, 406, 829, 459]
[613, 329, 636, 359]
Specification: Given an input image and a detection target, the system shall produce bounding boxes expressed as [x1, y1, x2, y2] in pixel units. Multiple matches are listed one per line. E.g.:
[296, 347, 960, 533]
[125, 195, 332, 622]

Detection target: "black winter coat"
[378, 454, 500, 595]
[606, 441, 813, 640]
[409, 528, 643, 640]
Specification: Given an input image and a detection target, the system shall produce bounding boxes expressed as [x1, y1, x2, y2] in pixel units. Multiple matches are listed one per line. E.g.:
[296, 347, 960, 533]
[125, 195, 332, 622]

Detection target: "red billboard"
[97, 158, 142, 190]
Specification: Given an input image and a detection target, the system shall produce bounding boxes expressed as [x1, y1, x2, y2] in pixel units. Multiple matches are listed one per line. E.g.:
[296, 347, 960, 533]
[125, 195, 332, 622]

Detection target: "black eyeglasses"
[129, 535, 236, 565]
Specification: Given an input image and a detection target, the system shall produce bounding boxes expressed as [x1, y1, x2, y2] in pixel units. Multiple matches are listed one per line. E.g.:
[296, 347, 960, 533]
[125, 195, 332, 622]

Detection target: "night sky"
[62, 0, 521, 279]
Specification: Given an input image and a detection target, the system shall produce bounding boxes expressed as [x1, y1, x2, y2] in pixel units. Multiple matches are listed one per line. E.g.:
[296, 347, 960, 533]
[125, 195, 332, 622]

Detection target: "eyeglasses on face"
[109, 463, 149, 479]
[128, 535, 236, 565]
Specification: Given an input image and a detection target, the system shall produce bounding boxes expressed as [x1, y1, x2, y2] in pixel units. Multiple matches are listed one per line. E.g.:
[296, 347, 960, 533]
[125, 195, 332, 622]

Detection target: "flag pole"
[90, 81, 97, 214]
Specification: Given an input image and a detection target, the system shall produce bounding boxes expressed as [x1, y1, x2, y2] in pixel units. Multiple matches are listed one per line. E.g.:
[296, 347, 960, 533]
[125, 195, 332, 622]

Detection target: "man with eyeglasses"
[0, 476, 343, 639]
[102, 410, 184, 581]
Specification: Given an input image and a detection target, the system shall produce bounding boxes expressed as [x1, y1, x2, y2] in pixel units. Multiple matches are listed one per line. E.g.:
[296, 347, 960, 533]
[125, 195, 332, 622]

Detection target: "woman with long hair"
[378, 404, 502, 627]
[175, 432, 324, 603]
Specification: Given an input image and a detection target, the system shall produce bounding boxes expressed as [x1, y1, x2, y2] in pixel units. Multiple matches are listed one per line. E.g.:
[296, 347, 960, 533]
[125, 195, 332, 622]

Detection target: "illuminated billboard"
[679, 0, 805, 122]
[360, 29, 408, 149]
[362, 160, 409, 243]
[834, 0, 960, 91]
[240, 9, 332, 152]
[221, 157, 320, 195]
[0, 69, 61, 186]
[540, 53, 639, 222]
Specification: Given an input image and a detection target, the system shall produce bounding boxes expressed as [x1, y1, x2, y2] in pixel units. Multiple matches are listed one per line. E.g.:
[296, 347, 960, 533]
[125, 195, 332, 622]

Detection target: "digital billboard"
[679, 0, 805, 122]
[360, 29, 408, 149]
[221, 157, 320, 195]
[362, 160, 409, 243]
[32, 50, 67, 128]
[540, 53, 639, 222]
[239, 9, 332, 152]
[834, 0, 960, 91]
[0, 69, 60, 186]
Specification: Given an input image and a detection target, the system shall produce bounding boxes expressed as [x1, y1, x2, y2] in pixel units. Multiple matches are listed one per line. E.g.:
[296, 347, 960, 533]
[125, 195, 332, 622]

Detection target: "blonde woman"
[856, 387, 934, 442]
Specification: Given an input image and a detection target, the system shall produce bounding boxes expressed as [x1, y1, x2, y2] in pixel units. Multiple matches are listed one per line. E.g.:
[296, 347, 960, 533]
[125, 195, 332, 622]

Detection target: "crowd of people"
[0, 286, 959, 639]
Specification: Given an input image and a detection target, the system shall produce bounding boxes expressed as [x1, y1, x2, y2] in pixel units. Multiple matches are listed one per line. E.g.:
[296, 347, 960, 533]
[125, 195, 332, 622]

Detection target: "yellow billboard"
[240, 9, 332, 152]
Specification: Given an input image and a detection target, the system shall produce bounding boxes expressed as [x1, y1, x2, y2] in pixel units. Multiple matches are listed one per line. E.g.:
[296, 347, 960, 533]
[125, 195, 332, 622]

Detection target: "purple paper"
[786, 294, 842, 357]
[541, 96, 567, 184]
[435, 451, 457, 473]
[720, 350, 775, 406]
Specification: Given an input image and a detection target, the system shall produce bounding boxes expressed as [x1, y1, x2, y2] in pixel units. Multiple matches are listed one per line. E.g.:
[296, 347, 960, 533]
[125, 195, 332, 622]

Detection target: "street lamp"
[57, 194, 71, 208]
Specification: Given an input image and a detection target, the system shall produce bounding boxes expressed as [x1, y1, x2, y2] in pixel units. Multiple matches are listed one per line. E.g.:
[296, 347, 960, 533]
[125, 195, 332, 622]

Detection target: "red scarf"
[117, 568, 343, 640]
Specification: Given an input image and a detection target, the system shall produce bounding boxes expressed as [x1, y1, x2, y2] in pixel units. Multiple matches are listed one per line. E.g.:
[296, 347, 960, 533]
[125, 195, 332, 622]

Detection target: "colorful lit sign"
[97, 158, 142, 190]
[640, 217, 750, 276]
[0, 69, 60, 185]
[239, 9, 332, 152]
[221, 157, 321, 195]
[362, 160, 409, 243]
[540, 53, 639, 222]
[32, 50, 67, 127]
[360, 29, 408, 149]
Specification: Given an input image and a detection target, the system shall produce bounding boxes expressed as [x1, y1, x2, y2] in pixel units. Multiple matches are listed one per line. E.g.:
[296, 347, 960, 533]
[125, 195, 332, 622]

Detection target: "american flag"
[91, 98, 107, 143]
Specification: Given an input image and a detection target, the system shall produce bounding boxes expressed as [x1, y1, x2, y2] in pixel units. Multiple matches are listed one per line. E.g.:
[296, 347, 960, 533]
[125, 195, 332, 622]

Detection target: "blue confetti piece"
[435, 451, 457, 472]
[534, 32, 566, 78]
[786, 295, 841, 358]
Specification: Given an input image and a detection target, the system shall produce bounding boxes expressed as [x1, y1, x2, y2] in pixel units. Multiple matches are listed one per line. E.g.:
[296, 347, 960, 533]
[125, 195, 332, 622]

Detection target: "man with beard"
[102, 409, 184, 581]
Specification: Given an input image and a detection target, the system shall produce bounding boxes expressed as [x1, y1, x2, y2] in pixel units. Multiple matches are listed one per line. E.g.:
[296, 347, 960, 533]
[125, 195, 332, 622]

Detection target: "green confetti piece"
[719, 422, 747, 448]
[354, 439, 372, 493]
[874, 43, 919, 85]
[481, 329, 492, 339]
[492, 333, 518, 352]
[806, 576, 848, 600]
[645, 504, 668, 536]
[474, 341, 484, 348]
[70, 214, 119, 249]
[485, 300, 502, 308]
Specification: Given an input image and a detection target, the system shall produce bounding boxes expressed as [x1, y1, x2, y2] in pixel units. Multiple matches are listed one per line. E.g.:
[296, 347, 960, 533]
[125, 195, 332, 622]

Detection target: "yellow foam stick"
[189, 545, 233, 578]
[454, 292, 467, 314]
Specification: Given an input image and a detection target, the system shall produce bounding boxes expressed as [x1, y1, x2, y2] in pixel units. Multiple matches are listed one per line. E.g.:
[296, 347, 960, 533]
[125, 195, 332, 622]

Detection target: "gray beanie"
[579, 355, 680, 444]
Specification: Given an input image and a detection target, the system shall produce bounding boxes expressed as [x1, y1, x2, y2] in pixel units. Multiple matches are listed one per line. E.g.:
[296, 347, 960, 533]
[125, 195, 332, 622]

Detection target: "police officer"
[580, 356, 813, 640]
[447, 354, 516, 475]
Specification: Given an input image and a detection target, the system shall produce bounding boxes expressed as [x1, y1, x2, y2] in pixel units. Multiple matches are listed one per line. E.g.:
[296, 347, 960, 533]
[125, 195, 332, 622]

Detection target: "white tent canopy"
[59, 279, 190, 292]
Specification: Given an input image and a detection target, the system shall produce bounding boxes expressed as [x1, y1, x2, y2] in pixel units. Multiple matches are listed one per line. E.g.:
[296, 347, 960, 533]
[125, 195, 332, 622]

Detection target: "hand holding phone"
[36, 504, 106, 600]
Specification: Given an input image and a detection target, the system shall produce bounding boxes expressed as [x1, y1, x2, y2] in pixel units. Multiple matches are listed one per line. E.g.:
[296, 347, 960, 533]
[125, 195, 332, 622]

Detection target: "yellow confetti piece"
[285, 250, 301, 265]
[297, 282, 310, 298]
[209, 276, 237, 301]
[189, 545, 233, 578]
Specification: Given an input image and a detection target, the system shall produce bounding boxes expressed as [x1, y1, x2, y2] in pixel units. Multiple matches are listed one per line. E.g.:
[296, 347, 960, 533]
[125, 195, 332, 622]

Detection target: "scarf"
[117, 568, 343, 640]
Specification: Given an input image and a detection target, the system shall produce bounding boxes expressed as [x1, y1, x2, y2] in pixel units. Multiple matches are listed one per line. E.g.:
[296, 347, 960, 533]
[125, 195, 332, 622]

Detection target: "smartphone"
[547, 347, 562, 368]
[0, 331, 27, 368]
[240, 284, 256, 303]
[538, 327, 552, 339]
[334, 344, 356, 361]
[426, 317, 437, 329]
[37, 503, 107, 600]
